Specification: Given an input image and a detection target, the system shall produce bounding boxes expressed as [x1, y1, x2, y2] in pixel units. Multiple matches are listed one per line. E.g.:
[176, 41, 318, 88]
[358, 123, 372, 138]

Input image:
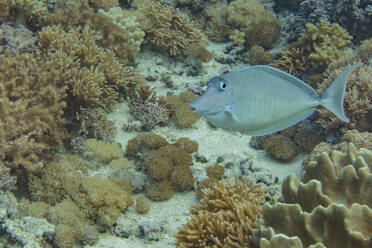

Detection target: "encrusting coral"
[252, 143, 372, 247]
[176, 176, 267, 248]
[20, 199, 99, 248]
[167, 91, 201, 128]
[28, 155, 132, 227]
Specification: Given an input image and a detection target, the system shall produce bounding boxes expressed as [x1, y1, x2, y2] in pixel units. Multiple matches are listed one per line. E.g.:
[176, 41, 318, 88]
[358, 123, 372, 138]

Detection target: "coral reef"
[263, 135, 299, 162]
[176, 176, 267, 247]
[134, 0, 210, 60]
[20, 199, 99, 248]
[0, 51, 68, 174]
[203, 0, 281, 49]
[167, 91, 201, 128]
[0, 191, 54, 248]
[126, 134, 198, 201]
[0, 0, 48, 25]
[284, 0, 372, 43]
[38, 25, 143, 110]
[126, 86, 171, 130]
[252, 143, 372, 247]
[0, 24, 37, 54]
[28, 155, 132, 226]
[135, 195, 150, 214]
[248, 45, 274, 65]
[294, 20, 352, 69]
[317, 65, 372, 132]
[145, 180, 175, 201]
[83, 139, 122, 163]
[0, 164, 17, 191]
[270, 47, 307, 76]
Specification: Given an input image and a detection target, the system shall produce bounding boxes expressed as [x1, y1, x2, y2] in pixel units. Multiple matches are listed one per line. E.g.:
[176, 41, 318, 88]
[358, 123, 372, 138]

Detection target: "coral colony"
[0, 0, 371, 247]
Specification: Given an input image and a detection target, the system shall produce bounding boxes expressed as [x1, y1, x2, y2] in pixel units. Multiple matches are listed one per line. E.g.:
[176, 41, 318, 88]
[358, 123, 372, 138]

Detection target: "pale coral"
[253, 143, 372, 247]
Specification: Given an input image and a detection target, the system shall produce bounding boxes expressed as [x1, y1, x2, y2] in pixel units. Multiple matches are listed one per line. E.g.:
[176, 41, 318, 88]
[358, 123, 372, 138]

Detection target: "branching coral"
[134, 0, 210, 60]
[0, 0, 48, 25]
[43, 0, 144, 63]
[203, 0, 280, 49]
[294, 20, 352, 69]
[270, 48, 307, 76]
[252, 143, 372, 247]
[0, 51, 68, 174]
[127, 85, 171, 130]
[316, 65, 372, 132]
[176, 176, 267, 247]
[38, 24, 143, 110]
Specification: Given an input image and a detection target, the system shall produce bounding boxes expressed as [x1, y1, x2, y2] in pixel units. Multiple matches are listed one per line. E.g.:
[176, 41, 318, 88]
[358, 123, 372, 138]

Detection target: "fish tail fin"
[319, 64, 360, 123]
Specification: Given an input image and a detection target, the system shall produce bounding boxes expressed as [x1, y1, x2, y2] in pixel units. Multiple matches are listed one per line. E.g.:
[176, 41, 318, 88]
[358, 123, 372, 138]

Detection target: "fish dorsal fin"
[250, 65, 319, 98]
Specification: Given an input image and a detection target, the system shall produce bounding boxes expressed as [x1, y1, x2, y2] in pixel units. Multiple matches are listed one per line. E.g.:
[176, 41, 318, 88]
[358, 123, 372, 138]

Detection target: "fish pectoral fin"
[225, 105, 239, 121]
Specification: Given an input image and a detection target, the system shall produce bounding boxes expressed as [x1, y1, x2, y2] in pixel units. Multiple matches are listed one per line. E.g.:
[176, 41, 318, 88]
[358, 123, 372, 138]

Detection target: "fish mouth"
[190, 105, 221, 116]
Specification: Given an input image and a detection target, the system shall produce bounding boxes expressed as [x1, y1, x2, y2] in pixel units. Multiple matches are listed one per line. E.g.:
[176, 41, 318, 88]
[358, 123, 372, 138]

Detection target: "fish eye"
[219, 80, 228, 90]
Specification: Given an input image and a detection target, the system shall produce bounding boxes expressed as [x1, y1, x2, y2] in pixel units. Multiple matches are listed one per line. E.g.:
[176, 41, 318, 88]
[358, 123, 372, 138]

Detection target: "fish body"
[190, 65, 359, 136]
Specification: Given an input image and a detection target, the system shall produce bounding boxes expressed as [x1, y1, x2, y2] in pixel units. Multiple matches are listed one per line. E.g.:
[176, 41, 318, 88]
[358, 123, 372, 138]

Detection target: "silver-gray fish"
[190, 65, 359, 136]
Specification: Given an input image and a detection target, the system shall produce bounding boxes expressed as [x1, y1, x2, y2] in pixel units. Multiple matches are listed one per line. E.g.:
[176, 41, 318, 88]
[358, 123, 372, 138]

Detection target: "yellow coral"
[297, 20, 352, 68]
[176, 176, 267, 247]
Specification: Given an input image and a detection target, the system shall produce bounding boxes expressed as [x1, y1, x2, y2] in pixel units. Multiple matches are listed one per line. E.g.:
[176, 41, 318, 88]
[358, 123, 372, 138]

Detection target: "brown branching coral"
[316, 65, 372, 132]
[270, 48, 307, 76]
[176, 176, 267, 248]
[38, 24, 143, 111]
[204, 0, 280, 49]
[43, 0, 144, 63]
[0, 0, 48, 25]
[0, 51, 68, 174]
[134, 0, 210, 60]
[126, 85, 171, 130]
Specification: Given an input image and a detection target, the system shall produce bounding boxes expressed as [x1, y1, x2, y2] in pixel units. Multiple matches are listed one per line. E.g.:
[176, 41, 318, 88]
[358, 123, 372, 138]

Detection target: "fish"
[190, 64, 360, 136]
